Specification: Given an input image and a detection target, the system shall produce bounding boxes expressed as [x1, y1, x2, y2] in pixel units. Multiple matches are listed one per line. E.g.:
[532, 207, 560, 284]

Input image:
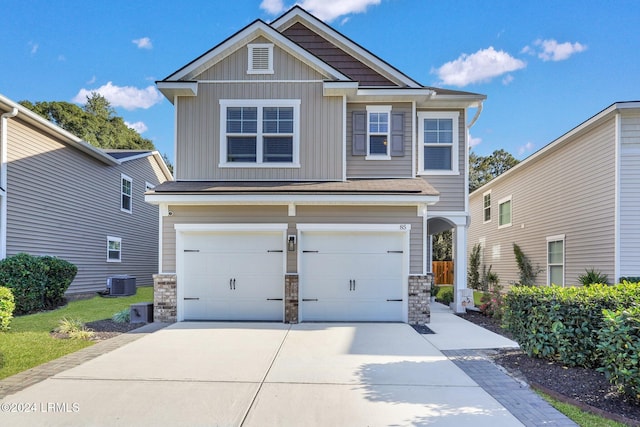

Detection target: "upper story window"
[483, 191, 491, 223]
[219, 99, 300, 168]
[352, 108, 404, 159]
[418, 111, 459, 175]
[498, 195, 512, 228]
[247, 43, 274, 74]
[547, 235, 565, 286]
[121, 174, 132, 213]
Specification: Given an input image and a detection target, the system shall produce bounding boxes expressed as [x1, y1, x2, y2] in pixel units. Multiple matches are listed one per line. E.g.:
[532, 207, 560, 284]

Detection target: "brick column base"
[408, 274, 432, 325]
[285, 274, 299, 323]
[153, 274, 177, 323]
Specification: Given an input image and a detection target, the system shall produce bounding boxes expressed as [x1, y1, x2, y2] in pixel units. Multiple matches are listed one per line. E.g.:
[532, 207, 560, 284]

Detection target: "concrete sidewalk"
[0, 303, 577, 426]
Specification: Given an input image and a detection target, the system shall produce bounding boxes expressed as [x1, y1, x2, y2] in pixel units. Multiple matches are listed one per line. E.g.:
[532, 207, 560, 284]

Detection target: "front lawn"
[0, 287, 153, 380]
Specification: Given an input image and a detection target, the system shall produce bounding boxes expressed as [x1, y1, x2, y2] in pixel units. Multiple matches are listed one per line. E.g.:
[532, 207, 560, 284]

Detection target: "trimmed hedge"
[0, 253, 77, 315]
[0, 286, 15, 331]
[503, 283, 640, 368]
[436, 286, 454, 305]
[597, 307, 640, 402]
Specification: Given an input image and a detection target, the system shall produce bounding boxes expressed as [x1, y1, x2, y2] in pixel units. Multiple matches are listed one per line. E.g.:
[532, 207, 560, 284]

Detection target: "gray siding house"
[0, 94, 173, 294]
[468, 102, 640, 288]
[147, 6, 485, 323]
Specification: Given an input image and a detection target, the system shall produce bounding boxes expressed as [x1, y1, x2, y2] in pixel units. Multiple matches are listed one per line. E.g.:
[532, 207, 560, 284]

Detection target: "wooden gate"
[432, 261, 453, 285]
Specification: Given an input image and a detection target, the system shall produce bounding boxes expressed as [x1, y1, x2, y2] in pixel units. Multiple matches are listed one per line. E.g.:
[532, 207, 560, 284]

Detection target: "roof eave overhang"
[156, 81, 198, 103]
[145, 193, 439, 206]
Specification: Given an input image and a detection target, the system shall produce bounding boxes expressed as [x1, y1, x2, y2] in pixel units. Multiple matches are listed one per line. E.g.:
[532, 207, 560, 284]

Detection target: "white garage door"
[179, 230, 284, 321]
[299, 231, 405, 322]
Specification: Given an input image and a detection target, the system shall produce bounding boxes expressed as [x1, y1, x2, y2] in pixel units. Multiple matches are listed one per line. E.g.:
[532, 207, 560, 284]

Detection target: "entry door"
[300, 231, 404, 321]
[181, 231, 284, 321]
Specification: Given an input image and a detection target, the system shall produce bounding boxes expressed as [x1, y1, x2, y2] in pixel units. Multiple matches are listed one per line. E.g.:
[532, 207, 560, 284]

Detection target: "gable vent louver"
[248, 43, 274, 74]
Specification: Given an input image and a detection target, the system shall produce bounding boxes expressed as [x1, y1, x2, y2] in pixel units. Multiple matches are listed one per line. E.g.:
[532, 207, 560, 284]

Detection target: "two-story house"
[147, 6, 485, 323]
[0, 93, 172, 294]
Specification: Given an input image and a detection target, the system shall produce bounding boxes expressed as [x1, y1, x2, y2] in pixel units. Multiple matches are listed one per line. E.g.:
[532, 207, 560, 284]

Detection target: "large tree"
[469, 149, 519, 192]
[20, 93, 154, 150]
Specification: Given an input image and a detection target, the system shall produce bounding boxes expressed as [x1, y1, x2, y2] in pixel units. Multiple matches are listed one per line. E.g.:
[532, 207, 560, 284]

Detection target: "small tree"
[513, 243, 541, 286]
[468, 243, 482, 290]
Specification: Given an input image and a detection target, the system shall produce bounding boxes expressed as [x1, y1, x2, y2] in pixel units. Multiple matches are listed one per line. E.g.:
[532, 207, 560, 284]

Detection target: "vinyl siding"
[175, 39, 344, 181]
[346, 103, 413, 178]
[468, 117, 616, 287]
[619, 112, 640, 277]
[161, 205, 424, 274]
[418, 109, 466, 212]
[5, 118, 167, 293]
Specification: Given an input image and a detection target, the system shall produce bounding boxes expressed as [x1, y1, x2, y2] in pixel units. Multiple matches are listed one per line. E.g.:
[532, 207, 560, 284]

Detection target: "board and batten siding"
[5, 118, 166, 293]
[619, 112, 640, 278]
[418, 109, 466, 212]
[468, 117, 617, 287]
[346, 103, 413, 178]
[175, 38, 344, 181]
[161, 205, 424, 274]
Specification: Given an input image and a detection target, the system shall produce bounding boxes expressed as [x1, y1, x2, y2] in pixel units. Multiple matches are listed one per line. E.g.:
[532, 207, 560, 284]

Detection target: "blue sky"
[3, 0, 640, 163]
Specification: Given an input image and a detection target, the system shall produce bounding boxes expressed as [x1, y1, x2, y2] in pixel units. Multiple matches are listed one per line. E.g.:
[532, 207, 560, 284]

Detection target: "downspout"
[1, 107, 18, 259]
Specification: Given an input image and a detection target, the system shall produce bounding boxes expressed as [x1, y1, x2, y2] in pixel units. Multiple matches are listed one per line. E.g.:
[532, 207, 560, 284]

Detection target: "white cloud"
[518, 141, 535, 156]
[469, 135, 482, 148]
[502, 74, 514, 85]
[132, 37, 153, 49]
[73, 82, 163, 110]
[523, 39, 587, 62]
[260, 0, 285, 14]
[28, 41, 39, 55]
[433, 46, 526, 87]
[86, 76, 97, 85]
[125, 121, 148, 134]
[261, 0, 381, 22]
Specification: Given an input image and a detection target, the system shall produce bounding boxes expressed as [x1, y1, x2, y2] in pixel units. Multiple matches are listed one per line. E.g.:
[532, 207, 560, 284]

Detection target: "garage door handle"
[229, 278, 236, 290]
[267, 250, 283, 253]
[267, 298, 283, 301]
[184, 249, 200, 253]
[302, 298, 318, 302]
[387, 299, 403, 302]
[184, 297, 200, 301]
[387, 250, 403, 253]
[303, 250, 318, 253]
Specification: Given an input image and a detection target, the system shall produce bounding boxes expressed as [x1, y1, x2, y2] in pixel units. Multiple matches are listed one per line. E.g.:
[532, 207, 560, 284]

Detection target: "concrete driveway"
[1, 322, 521, 426]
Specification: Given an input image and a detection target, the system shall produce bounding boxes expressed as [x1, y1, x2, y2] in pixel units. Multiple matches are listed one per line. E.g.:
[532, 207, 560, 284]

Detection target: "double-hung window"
[220, 100, 300, 167]
[483, 191, 491, 223]
[366, 105, 391, 159]
[547, 235, 565, 286]
[107, 236, 121, 262]
[418, 111, 459, 174]
[498, 196, 512, 228]
[121, 174, 132, 213]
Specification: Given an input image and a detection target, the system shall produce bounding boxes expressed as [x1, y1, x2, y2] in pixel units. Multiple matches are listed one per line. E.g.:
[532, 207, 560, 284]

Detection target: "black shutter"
[390, 112, 405, 157]
[352, 111, 366, 156]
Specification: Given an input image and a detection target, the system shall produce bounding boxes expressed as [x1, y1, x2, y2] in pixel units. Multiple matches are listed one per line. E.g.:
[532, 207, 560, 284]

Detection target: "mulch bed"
[51, 320, 145, 341]
[458, 310, 640, 425]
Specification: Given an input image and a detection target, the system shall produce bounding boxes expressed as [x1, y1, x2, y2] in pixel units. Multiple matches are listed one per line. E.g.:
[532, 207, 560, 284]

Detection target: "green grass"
[536, 390, 627, 427]
[0, 287, 153, 380]
[473, 290, 485, 306]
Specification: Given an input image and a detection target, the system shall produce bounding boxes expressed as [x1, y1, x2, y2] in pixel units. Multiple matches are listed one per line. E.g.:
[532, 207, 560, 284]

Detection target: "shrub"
[0, 286, 15, 331]
[513, 243, 541, 286]
[41, 256, 77, 309]
[468, 243, 482, 290]
[112, 308, 130, 323]
[597, 307, 640, 402]
[577, 268, 609, 286]
[619, 277, 640, 284]
[0, 253, 48, 314]
[503, 282, 640, 367]
[436, 286, 454, 305]
[479, 273, 504, 320]
[56, 317, 94, 340]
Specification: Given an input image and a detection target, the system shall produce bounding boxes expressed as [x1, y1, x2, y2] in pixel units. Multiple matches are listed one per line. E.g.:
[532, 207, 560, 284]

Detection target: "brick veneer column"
[284, 274, 299, 324]
[153, 273, 177, 323]
[408, 274, 433, 325]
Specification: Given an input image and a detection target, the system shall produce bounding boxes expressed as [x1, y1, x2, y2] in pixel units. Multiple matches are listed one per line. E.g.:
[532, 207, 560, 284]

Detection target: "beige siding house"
[147, 6, 485, 323]
[0, 94, 173, 294]
[468, 102, 640, 288]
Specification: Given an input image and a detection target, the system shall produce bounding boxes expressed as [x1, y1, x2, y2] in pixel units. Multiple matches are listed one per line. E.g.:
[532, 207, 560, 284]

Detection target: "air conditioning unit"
[107, 275, 136, 296]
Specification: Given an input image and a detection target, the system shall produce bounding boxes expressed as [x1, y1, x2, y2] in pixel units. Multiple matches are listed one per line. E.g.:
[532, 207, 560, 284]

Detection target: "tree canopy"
[20, 93, 155, 151]
[469, 149, 520, 192]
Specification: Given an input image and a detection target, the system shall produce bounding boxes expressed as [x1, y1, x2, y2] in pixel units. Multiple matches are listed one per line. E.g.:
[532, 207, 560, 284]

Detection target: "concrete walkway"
[0, 303, 577, 426]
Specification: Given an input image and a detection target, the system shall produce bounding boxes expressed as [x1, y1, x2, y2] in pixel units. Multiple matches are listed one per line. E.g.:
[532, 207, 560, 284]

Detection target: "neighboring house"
[468, 102, 640, 288]
[0, 94, 173, 294]
[147, 6, 485, 323]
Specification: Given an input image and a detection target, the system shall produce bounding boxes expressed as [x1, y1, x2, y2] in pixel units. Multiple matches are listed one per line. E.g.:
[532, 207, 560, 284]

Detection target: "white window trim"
[107, 236, 122, 263]
[121, 174, 132, 214]
[498, 195, 512, 229]
[546, 234, 566, 286]
[365, 105, 392, 160]
[483, 190, 492, 224]
[219, 99, 301, 168]
[417, 111, 460, 175]
[247, 43, 274, 75]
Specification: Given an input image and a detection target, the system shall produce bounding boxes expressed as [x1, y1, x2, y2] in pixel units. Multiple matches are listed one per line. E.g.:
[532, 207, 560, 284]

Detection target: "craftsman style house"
[468, 102, 640, 287]
[0, 94, 172, 294]
[147, 7, 485, 323]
